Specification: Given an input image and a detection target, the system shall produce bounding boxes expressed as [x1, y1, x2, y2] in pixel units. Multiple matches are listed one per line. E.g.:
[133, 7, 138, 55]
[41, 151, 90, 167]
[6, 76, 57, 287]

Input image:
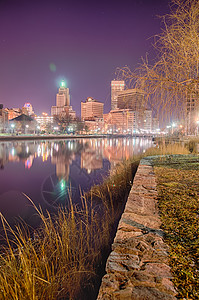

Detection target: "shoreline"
[0, 133, 155, 141]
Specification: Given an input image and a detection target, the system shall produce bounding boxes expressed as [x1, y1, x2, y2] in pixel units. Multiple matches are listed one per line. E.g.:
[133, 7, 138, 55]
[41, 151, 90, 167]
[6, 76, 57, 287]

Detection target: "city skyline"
[0, 0, 169, 116]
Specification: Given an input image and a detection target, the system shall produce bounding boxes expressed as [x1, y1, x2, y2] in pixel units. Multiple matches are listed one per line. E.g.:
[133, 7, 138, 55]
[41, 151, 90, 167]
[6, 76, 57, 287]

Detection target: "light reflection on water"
[0, 137, 153, 230]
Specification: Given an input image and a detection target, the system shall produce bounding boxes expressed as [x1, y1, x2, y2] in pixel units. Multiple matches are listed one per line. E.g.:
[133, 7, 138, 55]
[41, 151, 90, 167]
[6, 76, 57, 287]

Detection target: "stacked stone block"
[97, 159, 177, 300]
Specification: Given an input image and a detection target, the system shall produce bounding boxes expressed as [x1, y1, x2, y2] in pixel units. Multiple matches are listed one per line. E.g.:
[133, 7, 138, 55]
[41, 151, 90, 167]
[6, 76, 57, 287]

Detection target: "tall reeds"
[0, 156, 139, 299]
[0, 195, 113, 299]
[0, 141, 191, 299]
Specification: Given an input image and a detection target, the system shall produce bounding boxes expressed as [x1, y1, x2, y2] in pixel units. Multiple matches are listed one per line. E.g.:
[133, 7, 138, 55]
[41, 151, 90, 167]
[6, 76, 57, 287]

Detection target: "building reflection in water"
[0, 138, 153, 213]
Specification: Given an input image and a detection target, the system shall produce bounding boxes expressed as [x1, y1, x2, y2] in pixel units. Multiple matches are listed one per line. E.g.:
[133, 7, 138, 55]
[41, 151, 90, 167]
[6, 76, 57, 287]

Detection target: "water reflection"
[0, 138, 153, 229]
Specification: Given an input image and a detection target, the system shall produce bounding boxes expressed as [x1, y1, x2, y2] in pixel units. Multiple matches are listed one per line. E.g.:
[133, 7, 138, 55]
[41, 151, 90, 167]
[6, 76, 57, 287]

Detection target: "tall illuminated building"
[51, 80, 76, 118]
[56, 80, 70, 107]
[111, 80, 125, 110]
[186, 87, 199, 134]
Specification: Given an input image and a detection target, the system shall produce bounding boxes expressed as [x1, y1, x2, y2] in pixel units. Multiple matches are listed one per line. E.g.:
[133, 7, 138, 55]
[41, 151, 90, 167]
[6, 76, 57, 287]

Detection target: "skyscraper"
[56, 80, 70, 107]
[111, 80, 125, 110]
[51, 80, 76, 118]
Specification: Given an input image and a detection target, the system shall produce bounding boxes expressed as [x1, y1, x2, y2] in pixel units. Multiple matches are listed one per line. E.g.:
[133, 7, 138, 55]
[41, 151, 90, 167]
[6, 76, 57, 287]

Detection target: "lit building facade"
[51, 80, 76, 119]
[117, 89, 145, 110]
[35, 113, 54, 130]
[104, 109, 152, 134]
[104, 109, 138, 134]
[4, 108, 21, 120]
[56, 80, 70, 107]
[81, 97, 104, 120]
[84, 118, 104, 133]
[111, 80, 125, 110]
[143, 110, 152, 132]
[152, 117, 160, 132]
[23, 102, 34, 116]
[186, 88, 199, 134]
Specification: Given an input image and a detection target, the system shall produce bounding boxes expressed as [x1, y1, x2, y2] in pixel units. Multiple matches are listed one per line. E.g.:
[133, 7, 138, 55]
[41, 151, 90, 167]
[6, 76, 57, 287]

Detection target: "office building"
[23, 102, 34, 116]
[4, 108, 21, 120]
[35, 113, 54, 131]
[56, 80, 70, 107]
[117, 88, 145, 110]
[81, 97, 104, 120]
[51, 80, 76, 119]
[143, 110, 152, 132]
[104, 109, 138, 134]
[111, 80, 125, 110]
[186, 87, 199, 134]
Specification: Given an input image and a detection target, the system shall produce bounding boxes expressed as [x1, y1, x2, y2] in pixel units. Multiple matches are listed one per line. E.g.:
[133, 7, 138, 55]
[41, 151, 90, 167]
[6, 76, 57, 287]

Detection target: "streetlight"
[26, 124, 29, 134]
[37, 126, 40, 134]
[11, 123, 15, 134]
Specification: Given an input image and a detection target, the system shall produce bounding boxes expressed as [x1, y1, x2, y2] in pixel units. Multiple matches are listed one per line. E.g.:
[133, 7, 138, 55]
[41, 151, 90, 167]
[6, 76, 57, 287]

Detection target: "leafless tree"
[118, 0, 199, 127]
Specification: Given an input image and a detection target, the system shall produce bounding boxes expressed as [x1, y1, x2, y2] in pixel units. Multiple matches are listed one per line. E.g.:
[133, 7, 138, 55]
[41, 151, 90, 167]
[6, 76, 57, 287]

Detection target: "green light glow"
[61, 80, 66, 88]
[60, 179, 66, 191]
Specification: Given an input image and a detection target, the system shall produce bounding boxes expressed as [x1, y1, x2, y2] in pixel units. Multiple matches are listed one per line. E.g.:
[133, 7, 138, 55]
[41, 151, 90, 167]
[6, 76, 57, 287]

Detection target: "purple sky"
[0, 0, 169, 116]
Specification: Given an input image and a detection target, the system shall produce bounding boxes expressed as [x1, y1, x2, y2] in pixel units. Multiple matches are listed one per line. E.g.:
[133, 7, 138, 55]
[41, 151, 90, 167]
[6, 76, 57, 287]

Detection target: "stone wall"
[97, 158, 177, 300]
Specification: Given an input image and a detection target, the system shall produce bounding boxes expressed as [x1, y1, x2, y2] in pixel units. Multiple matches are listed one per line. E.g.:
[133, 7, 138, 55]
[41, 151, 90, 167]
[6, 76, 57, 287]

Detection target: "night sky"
[0, 0, 169, 116]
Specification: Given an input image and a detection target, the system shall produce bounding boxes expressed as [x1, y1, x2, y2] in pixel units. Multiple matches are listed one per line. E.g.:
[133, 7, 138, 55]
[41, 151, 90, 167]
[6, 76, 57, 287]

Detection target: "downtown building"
[51, 80, 76, 119]
[81, 97, 104, 133]
[35, 113, 54, 131]
[23, 102, 35, 116]
[4, 108, 21, 120]
[81, 97, 104, 120]
[111, 80, 125, 110]
[107, 84, 151, 133]
[185, 86, 199, 135]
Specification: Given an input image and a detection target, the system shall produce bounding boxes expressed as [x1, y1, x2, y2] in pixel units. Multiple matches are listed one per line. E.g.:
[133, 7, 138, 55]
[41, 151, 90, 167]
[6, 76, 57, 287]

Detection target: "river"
[0, 137, 153, 234]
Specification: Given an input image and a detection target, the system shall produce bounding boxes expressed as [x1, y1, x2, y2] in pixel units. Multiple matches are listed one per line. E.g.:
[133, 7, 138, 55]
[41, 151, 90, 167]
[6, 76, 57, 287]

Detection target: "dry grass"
[0, 141, 193, 299]
[0, 156, 140, 300]
[144, 141, 189, 156]
[0, 196, 112, 300]
[154, 162, 199, 299]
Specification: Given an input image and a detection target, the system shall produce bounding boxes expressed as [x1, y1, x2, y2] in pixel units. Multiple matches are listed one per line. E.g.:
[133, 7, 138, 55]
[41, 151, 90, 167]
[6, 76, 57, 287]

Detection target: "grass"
[0, 155, 140, 300]
[153, 155, 199, 299]
[0, 199, 103, 299]
[0, 140, 196, 299]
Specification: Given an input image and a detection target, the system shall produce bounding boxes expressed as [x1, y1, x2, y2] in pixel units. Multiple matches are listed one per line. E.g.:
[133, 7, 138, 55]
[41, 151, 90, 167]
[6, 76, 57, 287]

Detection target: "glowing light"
[60, 179, 66, 191]
[11, 148, 15, 156]
[61, 80, 66, 88]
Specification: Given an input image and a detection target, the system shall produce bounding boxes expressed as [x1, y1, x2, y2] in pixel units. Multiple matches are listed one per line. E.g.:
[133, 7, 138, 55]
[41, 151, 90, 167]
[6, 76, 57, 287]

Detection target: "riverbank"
[98, 154, 199, 299]
[0, 143, 197, 299]
[0, 133, 156, 141]
[0, 154, 140, 299]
